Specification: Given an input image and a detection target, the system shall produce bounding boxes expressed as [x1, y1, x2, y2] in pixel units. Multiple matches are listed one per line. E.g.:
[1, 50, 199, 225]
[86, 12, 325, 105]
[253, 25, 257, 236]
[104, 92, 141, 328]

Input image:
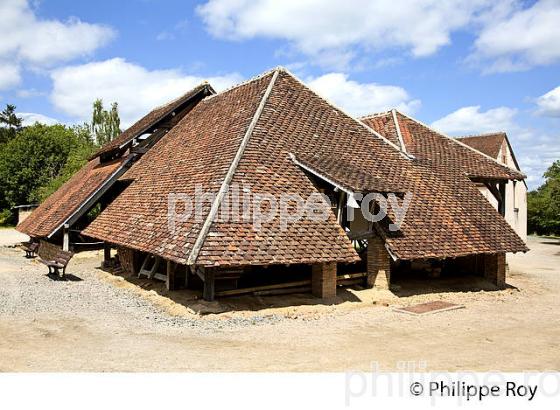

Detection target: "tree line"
[528, 161, 560, 236]
[0, 100, 121, 225]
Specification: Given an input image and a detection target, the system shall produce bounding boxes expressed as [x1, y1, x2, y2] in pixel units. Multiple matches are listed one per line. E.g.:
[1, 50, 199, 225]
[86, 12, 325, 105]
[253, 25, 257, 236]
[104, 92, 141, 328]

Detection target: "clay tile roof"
[291, 152, 406, 194]
[91, 83, 213, 160]
[16, 157, 128, 238]
[83, 68, 528, 265]
[456, 133, 506, 159]
[361, 112, 524, 180]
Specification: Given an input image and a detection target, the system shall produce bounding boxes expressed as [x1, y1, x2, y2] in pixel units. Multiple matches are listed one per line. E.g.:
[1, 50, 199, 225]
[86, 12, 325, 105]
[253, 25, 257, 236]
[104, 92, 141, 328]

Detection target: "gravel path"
[0, 246, 282, 334]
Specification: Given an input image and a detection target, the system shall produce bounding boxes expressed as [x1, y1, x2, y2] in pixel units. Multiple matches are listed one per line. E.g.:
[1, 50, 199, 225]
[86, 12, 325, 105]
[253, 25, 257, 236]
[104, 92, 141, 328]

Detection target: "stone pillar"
[367, 236, 391, 290]
[483, 253, 506, 289]
[312, 262, 337, 299]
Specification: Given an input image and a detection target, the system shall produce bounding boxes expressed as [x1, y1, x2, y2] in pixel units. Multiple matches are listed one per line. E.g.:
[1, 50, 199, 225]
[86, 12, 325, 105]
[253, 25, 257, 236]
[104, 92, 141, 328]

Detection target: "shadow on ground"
[391, 275, 517, 297]
[99, 264, 507, 315]
[46, 273, 83, 282]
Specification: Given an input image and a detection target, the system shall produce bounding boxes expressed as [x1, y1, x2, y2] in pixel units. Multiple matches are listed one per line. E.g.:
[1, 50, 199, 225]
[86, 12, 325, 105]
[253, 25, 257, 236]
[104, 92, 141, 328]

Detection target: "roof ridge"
[391, 108, 408, 154]
[186, 69, 280, 265]
[203, 67, 282, 101]
[278, 68, 413, 160]
[456, 131, 507, 139]
[358, 110, 393, 120]
[150, 82, 210, 111]
[395, 110, 525, 179]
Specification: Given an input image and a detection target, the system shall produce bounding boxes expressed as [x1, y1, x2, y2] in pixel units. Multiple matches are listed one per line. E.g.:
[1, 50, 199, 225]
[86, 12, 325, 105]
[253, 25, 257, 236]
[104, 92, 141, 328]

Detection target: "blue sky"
[1, 0, 559, 189]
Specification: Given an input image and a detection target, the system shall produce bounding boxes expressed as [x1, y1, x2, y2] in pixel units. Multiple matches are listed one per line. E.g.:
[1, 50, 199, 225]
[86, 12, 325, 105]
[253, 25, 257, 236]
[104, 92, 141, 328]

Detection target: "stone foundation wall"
[366, 236, 391, 289]
[38, 240, 61, 260]
[311, 262, 337, 299]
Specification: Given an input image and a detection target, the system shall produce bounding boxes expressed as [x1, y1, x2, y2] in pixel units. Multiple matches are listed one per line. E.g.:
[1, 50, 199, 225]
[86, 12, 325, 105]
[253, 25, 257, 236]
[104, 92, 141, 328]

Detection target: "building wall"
[476, 142, 527, 242]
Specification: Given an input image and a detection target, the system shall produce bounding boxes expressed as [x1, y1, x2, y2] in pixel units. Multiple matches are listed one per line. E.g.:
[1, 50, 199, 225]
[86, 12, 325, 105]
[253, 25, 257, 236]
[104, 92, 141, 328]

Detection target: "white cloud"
[50, 58, 242, 127]
[306, 73, 420, 117]
[535, 86, 560, 117]
[197, 0, 497, 68]
[19, 112, 59, 126]
[0, 0, 114, 89]
[431, 105, 517, 135]
[471, 0, 560, 72]
[16, 88, 45, 98]
[432, 105, 559, 189]
[0, 64, 21, 90]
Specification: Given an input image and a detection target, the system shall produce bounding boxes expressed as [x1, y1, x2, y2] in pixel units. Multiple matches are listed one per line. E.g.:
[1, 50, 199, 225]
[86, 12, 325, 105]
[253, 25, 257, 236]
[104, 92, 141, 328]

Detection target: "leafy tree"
[32, 138, 97, 202]
[528, 160, 560, 236]
[0, 104, 23, 144]
[90, 99, 121, 146]
[0, 124, 85, 211]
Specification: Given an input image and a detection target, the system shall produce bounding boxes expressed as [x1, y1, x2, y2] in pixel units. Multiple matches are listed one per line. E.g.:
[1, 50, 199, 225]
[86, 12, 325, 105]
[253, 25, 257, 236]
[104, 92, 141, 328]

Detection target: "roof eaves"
[289, 153, 356, 196]
[91, 83, 213, 160]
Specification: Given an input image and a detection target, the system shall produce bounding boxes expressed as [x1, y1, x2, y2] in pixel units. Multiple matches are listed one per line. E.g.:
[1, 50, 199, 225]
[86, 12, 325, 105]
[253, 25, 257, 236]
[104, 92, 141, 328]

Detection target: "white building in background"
[457, 133, 527, 242]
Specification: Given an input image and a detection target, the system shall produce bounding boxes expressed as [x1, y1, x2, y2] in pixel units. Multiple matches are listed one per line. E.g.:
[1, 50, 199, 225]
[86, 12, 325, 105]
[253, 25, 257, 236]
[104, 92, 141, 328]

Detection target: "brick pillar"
[483, 253, 506, 289]
[312, 262, 337, 299]
[367, 236, 391, 290]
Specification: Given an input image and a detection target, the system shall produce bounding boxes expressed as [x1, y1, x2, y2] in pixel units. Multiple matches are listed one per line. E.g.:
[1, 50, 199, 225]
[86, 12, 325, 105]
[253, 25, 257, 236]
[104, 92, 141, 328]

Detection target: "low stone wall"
[38, 240, 61, 260]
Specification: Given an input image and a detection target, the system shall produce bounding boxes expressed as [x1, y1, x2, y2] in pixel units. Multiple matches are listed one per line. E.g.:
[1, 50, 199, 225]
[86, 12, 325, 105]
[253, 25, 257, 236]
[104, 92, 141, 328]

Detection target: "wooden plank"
[215, 279, 311, 297]
[214, 273, 367, 298]
[337, 278, 364, 287]
[337, 272, 367, 280]
[148, 256, 160, 279]
[62, 225, 70, 252]
[153, 273, 167, 282]
[253, 286, 311, 296]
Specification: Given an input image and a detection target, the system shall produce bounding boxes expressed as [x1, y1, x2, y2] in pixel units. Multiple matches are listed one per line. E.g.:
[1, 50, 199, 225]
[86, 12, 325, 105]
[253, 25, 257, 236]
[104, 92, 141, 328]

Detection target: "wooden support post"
[203, 269, 215, 301]
[62, 224, 70, 252]
[185, 266, 193, 288]
[336, 191, 344, 224]
[498, 182, 506, 216]
[103, 242, 111, 267]
[166, 260, 177, 291]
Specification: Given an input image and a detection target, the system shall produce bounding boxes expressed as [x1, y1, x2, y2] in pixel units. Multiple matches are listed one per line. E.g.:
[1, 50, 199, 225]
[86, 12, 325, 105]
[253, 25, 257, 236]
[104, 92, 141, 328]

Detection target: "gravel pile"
[0, 246, 282, 334]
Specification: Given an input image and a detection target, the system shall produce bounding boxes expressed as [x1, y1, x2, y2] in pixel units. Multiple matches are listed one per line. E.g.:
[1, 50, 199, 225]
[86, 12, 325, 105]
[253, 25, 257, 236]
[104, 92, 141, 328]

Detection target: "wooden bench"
[22, 242, 39, 258]
[39, 250, 74, 277]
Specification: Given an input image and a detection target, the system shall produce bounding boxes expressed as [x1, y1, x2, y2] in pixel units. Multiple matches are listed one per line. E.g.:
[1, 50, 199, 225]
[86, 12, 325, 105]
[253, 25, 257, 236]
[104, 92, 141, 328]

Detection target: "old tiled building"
[456, 133, 527, 242]
[17, 83, 214, 258]
[18, 68, 528, 300]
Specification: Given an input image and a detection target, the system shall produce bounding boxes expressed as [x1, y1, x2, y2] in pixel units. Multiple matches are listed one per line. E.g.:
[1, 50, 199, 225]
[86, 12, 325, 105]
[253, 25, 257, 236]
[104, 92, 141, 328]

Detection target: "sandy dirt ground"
[0, 230, 558, 372]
